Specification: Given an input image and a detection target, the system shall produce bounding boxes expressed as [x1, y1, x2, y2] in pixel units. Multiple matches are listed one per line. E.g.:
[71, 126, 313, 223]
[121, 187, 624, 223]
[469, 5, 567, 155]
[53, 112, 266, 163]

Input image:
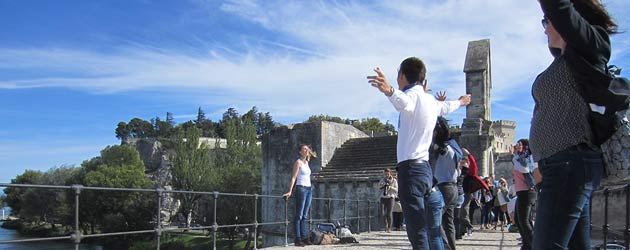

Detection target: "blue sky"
[1, 0, 629, 184]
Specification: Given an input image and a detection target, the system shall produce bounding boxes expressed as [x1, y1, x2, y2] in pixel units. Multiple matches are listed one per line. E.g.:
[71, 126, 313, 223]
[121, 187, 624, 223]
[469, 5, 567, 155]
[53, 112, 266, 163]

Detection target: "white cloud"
[1, 0, 629, 138]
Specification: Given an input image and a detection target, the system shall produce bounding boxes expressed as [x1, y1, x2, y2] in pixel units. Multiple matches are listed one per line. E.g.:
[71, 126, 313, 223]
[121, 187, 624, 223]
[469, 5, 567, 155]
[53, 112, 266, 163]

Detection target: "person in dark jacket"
[530, 0, 618, 249]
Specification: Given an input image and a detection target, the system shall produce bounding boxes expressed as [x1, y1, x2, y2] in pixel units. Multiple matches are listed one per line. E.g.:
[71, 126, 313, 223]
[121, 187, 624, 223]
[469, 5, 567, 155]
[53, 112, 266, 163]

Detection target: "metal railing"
[590, 184, 630, 249]
[0, 183, 375, 250]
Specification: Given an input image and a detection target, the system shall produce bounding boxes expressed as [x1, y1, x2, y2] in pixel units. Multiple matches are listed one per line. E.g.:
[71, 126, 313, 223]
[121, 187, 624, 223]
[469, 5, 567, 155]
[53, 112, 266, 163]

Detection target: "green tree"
[4, 170, 44, 217]
[195, 107, 206, 124]
[195, 107, 217, 137]
[170, 126, 219, 228]
[127, 118, 155, 138]
[166, 112, 175, 127]
[152, 116, 173, 138]
[305, 114, 350, 124]
[115, 122, 131, 143]
[217, 107, 262, 250]
[80, 145, 154, 247]
[254, 109, 276, 136]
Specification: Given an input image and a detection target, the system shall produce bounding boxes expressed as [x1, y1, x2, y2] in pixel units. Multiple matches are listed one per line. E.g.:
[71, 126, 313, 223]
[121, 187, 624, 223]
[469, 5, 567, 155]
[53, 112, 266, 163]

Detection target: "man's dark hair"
[399, 57, 427, 84]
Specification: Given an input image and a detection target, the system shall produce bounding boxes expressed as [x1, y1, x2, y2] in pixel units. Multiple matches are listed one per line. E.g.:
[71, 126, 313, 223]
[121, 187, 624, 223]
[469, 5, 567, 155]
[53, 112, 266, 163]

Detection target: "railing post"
[343, 199, 347, 226]
[71, 185, 83, 250]
[625, 184, 630, 250]
[604, 188, 610, 247]
[308, 198, 312, 233]
[213, 191, 219, 250]
[253, 194, 259, 250]
[356, 199, 360, 234]
[367, 200, 371, 233]
[327, 198, 332, 223]
[284, 197, 289, 247]
[155, 188, 163, 250]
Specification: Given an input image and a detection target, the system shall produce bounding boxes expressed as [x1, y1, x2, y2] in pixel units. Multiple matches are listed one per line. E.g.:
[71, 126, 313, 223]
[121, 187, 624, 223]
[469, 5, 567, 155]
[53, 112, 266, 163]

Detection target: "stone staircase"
[314, 136, 398, 182]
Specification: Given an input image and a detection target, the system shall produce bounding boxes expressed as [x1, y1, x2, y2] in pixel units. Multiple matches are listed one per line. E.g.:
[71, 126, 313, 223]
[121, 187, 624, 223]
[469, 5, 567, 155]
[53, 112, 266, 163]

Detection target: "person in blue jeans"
[530, 0, 616, 249]
[283, 144, 317, 247]
[368, 57, 470, 250]
[426, 185, 445, 250]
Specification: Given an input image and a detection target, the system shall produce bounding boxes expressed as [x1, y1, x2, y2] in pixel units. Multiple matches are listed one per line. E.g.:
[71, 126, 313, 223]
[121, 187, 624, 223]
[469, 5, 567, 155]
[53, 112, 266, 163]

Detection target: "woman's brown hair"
[298, 144, 317, 161]
[572, 0, 618, 34]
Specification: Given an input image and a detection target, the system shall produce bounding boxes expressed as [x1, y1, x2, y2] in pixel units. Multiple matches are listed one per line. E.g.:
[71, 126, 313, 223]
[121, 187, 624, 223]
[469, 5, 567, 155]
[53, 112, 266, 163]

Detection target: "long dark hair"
[517, 138, 532, 157]
[572, 0, 618, 34]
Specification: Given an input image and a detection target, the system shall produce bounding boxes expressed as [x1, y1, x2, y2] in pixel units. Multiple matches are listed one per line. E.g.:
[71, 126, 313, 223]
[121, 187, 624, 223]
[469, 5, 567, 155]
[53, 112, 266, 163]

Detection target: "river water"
[0, 208, 103, 250]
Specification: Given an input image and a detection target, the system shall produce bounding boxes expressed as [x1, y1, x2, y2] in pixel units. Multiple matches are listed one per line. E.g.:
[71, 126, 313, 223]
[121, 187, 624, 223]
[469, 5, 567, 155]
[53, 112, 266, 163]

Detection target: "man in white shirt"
[368, 57, 470, 250]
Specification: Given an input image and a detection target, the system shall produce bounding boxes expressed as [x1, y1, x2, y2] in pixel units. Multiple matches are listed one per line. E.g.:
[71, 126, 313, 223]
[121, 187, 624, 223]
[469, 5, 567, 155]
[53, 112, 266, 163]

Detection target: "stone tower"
[459, 39, 494, 177]
[491, 120, 517, 153]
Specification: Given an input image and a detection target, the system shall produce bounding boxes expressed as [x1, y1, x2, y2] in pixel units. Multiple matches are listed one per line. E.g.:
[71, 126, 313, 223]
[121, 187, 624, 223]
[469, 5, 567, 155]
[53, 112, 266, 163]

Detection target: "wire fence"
[590, 184, 630, 249]
[0, 183, 376, 250]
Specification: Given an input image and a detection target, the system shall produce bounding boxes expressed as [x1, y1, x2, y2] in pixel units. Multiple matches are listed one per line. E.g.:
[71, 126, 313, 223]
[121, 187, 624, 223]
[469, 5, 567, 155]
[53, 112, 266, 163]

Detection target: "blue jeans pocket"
[540, 160, 570, 191]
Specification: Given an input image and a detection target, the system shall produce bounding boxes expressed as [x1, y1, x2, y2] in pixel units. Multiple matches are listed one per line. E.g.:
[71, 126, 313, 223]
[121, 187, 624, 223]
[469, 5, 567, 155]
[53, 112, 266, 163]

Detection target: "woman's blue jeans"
[532, 145, 602, 250]
[294, 185, 312, 240]
[426, 188, 445, 250]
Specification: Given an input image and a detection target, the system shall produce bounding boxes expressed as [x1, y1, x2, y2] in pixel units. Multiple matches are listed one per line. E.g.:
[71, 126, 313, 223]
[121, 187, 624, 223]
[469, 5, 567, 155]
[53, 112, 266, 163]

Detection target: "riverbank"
[0, 221, 102, 250]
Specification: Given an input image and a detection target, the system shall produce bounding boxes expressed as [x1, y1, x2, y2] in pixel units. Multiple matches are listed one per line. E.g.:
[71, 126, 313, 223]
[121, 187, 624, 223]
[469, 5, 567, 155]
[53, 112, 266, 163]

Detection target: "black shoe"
[302, 239, 313, 245]
[294, 239, 305, 247]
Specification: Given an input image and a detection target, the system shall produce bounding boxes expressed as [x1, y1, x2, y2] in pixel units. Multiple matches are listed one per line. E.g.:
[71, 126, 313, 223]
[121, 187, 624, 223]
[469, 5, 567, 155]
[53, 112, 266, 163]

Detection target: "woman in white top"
[283, 144, 317, 246]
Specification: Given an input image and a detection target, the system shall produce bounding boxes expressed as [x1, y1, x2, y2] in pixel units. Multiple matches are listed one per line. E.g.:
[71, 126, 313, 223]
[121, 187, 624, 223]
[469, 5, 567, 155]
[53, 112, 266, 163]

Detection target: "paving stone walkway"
[264, 228, 522, 250]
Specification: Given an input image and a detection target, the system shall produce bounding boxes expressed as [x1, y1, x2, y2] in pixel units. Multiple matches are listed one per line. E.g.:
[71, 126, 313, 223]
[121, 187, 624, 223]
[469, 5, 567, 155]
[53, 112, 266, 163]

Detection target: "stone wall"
[493, 153, 513, 181]
[311, 180, 381, 234]
[261, 121, 367, 247]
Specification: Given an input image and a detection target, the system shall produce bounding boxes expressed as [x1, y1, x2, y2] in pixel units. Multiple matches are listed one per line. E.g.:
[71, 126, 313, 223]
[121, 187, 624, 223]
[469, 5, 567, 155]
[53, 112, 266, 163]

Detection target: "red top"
[465, 153, 489, 193]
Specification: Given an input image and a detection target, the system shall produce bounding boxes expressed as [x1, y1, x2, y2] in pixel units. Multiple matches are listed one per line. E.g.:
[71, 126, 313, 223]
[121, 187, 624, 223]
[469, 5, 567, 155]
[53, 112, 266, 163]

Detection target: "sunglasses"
[541, 17, 549, 29]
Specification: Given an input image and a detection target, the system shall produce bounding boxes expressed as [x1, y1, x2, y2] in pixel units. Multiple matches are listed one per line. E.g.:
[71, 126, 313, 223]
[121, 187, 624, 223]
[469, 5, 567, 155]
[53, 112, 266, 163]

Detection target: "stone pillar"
[460, 39, 494, 177]
[464, 39, 491, 121]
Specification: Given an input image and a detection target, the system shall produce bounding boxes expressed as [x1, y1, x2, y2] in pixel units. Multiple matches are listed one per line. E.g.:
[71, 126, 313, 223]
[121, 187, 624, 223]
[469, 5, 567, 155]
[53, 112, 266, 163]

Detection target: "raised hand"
[458, 94, 472, 106]
[367, 67, 394, 96]
[435, 91, 447, 101]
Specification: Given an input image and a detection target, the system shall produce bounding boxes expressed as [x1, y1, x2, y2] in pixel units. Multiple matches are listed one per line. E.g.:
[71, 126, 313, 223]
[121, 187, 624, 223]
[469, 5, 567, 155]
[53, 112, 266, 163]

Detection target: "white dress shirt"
[388, 85, 461, 163]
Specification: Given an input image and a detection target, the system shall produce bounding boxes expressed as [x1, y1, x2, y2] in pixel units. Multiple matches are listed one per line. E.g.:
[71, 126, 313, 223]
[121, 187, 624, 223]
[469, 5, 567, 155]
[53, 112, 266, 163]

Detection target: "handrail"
[590, 184, 630, 249]
[0, 183, 374, 250]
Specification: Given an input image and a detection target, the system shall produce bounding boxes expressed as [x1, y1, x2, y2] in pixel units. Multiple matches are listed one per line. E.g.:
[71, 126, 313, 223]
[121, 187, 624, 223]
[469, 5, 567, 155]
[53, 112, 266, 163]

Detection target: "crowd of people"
[281, 0, 618, 249]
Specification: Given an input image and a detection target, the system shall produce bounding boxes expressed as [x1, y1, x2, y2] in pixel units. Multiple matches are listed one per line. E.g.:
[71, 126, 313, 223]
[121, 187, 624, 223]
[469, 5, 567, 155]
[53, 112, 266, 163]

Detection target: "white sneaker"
[467, 228, 473, 236]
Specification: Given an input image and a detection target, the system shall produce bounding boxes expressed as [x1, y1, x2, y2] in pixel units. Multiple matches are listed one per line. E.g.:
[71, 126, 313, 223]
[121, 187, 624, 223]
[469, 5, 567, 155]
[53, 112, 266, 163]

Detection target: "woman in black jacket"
[530, 0, 618, 249]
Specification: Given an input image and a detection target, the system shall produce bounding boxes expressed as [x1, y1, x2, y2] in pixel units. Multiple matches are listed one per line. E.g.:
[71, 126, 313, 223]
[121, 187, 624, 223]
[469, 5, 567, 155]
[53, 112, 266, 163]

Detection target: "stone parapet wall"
[590, 185, 629, 240]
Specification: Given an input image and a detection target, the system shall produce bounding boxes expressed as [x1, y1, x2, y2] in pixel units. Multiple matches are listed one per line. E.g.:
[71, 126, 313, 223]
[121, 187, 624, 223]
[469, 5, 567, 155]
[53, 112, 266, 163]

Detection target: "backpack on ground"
[320, 232, 339, 245]
[316, 223, 336, 234]
[309, 229, 324, 245]
[337, 226, 359, 244]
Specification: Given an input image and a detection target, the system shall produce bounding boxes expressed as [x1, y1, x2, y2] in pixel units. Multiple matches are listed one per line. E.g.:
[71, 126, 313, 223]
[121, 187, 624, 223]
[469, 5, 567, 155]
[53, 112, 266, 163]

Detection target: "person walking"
[368, 57, 470, 250]
[530, 0, 617, 249]
[283, 144, 317, 247]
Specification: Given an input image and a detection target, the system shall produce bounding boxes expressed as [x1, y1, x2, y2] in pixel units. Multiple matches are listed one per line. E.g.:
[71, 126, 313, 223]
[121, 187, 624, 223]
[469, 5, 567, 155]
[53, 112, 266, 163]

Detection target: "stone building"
[458, 39, 517, 177]
[260, 39, 519, 247]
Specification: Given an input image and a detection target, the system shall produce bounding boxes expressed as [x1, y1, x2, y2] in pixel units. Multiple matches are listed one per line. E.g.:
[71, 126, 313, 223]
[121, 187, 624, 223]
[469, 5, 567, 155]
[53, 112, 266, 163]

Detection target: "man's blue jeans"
[426, 188, 445, 250]
[294, 185, 312, 241]
[532, 145, 602, 250]
[397, 159, 432, 250]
